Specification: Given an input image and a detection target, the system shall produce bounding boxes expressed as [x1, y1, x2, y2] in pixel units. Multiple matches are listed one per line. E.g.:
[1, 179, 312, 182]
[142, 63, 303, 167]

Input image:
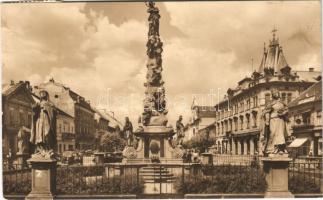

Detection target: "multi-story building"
[2, 81, 34, 155]
[34, 78, 95, 150]
[184, 103, 217, 142]
[56, 109, 75, 154]
[288, 81, 322, 157]
[212, 32, 320, 155]
[93, 107, 110, 134]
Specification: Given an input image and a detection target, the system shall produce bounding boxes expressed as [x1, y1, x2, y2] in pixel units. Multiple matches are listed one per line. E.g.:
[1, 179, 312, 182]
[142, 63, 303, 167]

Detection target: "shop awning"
[288, 138, 308, 148]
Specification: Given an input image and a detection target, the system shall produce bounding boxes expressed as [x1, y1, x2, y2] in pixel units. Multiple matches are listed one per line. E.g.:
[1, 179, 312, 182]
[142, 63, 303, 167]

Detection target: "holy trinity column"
[141, 1, 168, 126]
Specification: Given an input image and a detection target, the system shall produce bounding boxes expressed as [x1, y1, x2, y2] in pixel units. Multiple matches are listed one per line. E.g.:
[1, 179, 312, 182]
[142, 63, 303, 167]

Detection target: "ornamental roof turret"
[258, 29, 289, 74]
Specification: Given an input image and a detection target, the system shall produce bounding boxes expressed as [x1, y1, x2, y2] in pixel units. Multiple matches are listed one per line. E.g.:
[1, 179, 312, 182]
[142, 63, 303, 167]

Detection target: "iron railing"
[288, 159, 322, 194]
[2, 164, 32, 195]
[2, 156, 322, 196]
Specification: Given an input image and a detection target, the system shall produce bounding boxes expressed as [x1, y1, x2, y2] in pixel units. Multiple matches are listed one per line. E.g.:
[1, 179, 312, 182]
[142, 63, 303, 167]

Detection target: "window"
[246, 115, 250, 129]
[302, 112, 311, 125]
[54, 94, 59, 98]
[281, 93, 286, 103]
[246, 99, 250, 110]
[240, 102, 244, 112]
[9, 108, 14, 125]
[253, 96, 258, 107]
[27, 114, 32, 127]
[287, 93, 292, 103]
[59, 124, 62, 133]
[265, 93, 271, 105]
[68, 145, 73, 151]
[234, 119, 238, 131]
[19, 111, 24, 125]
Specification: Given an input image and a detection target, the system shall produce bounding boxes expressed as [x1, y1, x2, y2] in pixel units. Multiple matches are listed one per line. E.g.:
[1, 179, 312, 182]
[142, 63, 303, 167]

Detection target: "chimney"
[309, 68, 314, 72]
[10, 80, 14, 85]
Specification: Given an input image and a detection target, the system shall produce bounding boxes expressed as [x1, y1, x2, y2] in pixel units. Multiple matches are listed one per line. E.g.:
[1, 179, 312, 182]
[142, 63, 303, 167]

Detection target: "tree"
[100, 132, 126, 152]
[183, 130, 216, 153]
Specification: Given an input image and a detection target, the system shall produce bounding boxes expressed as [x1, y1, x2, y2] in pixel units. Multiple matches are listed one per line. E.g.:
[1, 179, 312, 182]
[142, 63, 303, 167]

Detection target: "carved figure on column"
[176, 116, 185, 146]
[30, 90, 57, 159]
[260, 89, 291, 156]
[123, 117, 134, 146]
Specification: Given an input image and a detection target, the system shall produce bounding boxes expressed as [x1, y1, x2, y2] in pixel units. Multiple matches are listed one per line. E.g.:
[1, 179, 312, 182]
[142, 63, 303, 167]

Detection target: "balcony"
[62, 132, 75, 141]
[292, 124, 315, 132]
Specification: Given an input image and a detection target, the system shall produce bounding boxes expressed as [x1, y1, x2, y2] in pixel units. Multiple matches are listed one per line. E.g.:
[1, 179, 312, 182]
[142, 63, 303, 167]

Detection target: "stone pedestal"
[123, 126, 183, 164]
[26, 157, 57, 200]
[94, 152, 105, 165]
[201, 152, 213, 165]
[262, 155, 294, 198]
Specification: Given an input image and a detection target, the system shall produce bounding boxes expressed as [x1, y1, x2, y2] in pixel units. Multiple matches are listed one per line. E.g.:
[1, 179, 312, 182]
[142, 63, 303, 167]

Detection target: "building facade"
[2, 81, 34, 155]
[34, 78, 95, 150]
[212, 33, 320, 155]
[56, 109, 75, 154]
[288, 81, 322, 157]
[184, 104, 217, 142]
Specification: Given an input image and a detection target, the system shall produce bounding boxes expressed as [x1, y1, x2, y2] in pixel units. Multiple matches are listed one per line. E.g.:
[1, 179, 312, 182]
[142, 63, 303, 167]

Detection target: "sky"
[1, 1, 321, 127]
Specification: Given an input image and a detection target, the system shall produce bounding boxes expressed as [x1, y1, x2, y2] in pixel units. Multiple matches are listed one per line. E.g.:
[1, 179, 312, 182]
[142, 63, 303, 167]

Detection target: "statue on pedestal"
[260, 89, 291, 156]
[176, 115, 185, 146]
[123, 117, 134, 146]
[30, 90, 57, 159]
[17, 126, 31, 155]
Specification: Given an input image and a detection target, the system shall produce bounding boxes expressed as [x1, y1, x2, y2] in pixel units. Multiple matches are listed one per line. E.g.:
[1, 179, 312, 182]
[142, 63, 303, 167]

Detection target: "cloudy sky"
[1, 1, 321, 126]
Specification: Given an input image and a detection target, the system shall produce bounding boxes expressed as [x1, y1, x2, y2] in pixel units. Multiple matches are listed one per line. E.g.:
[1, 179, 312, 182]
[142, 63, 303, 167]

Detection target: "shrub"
[289, 174, 320, 193]
[56, 167, 145, 195]
[174, 165, 267, 194]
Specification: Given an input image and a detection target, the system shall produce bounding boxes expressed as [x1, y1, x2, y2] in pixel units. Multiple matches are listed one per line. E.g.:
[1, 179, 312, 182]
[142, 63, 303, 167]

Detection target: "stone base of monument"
[25, 157, 57, 200]
[16, 153, 29, 169]
[201, 152, 213, 165]
[262, 154, 294, 198]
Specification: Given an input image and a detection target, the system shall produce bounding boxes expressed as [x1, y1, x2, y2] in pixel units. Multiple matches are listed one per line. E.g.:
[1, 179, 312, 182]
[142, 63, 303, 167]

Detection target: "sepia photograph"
[1, 0, 322, 199]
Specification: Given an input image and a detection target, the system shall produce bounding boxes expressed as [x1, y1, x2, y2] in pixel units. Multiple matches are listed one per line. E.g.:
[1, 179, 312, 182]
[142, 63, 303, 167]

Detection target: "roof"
[92, 107, 110, 122]
[96, 109, 123, 128]
[2, 81, 35, 104]
[193, 106, 217, 118]
[2, 82, 25, 97]
[288, 81, 322, 107]
[38, 78, 93, 112]
[31, 93, 73, 118]
[199, 118, 217, 127]
[294, 70, 321, 82]
[258, 33, 289, 73]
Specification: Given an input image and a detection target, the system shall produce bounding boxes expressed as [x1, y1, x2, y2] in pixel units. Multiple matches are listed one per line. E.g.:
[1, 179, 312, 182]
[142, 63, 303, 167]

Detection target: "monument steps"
[139, 166, 176, 183]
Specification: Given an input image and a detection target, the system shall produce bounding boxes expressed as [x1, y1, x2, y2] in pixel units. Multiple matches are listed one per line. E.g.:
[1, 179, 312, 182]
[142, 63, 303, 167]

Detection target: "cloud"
[1, 1, 321, 126]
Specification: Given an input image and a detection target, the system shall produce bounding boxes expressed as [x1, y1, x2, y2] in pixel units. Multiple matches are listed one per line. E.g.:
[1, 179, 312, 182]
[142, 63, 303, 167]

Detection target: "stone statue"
[30, 90, 57, 158]
[123, 117, 134, 146]
[176, 115, 185, 146]
[17, 126, 31, 154]
[260, 89, 291, 156]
